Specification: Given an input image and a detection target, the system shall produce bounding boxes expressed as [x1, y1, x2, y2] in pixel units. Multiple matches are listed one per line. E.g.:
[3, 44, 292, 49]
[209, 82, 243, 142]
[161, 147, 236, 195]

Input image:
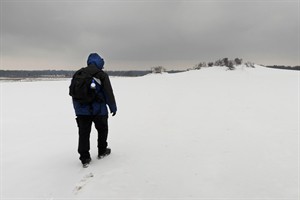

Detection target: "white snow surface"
[1, 65, 299, 199]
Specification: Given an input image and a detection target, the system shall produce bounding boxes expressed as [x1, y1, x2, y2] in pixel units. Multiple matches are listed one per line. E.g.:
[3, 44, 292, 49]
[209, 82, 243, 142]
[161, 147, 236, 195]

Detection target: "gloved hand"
[110, 105, 117, 116]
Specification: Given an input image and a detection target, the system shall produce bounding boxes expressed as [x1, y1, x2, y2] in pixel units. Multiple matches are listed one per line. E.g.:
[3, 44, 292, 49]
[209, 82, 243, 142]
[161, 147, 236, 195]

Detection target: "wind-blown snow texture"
[1, 65, 299, 199]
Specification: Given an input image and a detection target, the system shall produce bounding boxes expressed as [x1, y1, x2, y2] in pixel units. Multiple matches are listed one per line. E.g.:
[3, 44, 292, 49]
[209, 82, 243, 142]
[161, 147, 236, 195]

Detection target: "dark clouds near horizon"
[1, 0, 299, 70]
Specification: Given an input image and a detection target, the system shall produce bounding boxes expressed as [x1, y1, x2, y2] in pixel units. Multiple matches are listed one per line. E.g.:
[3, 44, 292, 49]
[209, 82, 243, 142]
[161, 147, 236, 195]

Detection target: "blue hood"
[87, 53, 105, 69]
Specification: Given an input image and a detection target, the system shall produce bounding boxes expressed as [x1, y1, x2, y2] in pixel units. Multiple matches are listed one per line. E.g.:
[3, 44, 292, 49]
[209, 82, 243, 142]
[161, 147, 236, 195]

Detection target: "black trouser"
[76, 115, 108, 163]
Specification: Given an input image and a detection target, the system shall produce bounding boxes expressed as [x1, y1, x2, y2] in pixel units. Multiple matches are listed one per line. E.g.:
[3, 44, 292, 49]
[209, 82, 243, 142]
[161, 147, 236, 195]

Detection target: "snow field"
[1, 65, 299, 199]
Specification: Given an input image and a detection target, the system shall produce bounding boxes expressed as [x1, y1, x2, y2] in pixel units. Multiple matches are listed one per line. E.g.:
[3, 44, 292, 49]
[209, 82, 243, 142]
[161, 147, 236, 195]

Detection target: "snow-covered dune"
[1, 65, 299, 199]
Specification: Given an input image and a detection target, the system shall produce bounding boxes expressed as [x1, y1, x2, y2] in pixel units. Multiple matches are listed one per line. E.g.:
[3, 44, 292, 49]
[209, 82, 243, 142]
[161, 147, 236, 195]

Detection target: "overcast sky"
[1, 0, 299, 70]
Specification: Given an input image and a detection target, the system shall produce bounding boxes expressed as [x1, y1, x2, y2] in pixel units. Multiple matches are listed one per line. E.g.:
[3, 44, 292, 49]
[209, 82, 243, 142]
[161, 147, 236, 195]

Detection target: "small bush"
[208, 62, 214, 67]
[234, 58, 243, 65]
[151, 66, 166, 73]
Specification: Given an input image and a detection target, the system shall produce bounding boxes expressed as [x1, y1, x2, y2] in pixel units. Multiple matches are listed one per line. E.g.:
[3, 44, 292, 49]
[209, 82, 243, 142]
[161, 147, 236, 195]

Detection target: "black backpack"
[69, 68, 97, 104]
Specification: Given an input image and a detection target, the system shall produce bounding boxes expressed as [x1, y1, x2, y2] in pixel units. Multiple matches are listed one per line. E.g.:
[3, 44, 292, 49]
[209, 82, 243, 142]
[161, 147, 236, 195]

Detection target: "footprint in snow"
[73, 172, 94, 194]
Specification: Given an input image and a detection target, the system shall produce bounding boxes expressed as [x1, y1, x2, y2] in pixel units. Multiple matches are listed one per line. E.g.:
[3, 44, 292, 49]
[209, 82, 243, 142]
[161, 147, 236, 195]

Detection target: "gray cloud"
[1, 0, 299, 70]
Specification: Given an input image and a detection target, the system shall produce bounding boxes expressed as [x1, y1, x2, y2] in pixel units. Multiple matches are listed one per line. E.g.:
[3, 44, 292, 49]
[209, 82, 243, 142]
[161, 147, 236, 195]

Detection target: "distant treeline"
[0, 70, 74, 78]
[0, 70, 161, 78]
[0, 69, 187, 78]
[192, 58, 300, 71]
[107, 70, 152, 77]
[265, 65, 300, 71]
[1, 64, 298, 79]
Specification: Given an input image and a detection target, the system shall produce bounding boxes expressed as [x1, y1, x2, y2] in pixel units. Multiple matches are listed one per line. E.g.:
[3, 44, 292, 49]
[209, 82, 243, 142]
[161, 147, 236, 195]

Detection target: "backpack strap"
[82, 66, 99, 77]
[82, 67, 105, 103]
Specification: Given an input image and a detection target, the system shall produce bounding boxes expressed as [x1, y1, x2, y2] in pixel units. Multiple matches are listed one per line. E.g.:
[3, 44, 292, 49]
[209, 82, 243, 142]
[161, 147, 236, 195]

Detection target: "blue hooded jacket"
[87, 53, 105, 69]
[72, 53, 117, 116]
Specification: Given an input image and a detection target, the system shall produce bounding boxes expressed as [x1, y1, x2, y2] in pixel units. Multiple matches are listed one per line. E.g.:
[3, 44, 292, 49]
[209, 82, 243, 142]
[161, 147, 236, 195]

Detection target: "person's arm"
[96, 71, 117, 115]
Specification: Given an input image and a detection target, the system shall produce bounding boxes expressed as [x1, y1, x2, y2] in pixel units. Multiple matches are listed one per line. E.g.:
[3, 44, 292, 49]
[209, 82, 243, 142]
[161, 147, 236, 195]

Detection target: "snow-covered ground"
[1, 65, 299, 199]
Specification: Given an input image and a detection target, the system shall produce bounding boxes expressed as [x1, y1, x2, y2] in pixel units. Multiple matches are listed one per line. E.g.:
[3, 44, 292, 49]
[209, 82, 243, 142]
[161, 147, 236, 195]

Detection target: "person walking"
[70, 53, 117, 167]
